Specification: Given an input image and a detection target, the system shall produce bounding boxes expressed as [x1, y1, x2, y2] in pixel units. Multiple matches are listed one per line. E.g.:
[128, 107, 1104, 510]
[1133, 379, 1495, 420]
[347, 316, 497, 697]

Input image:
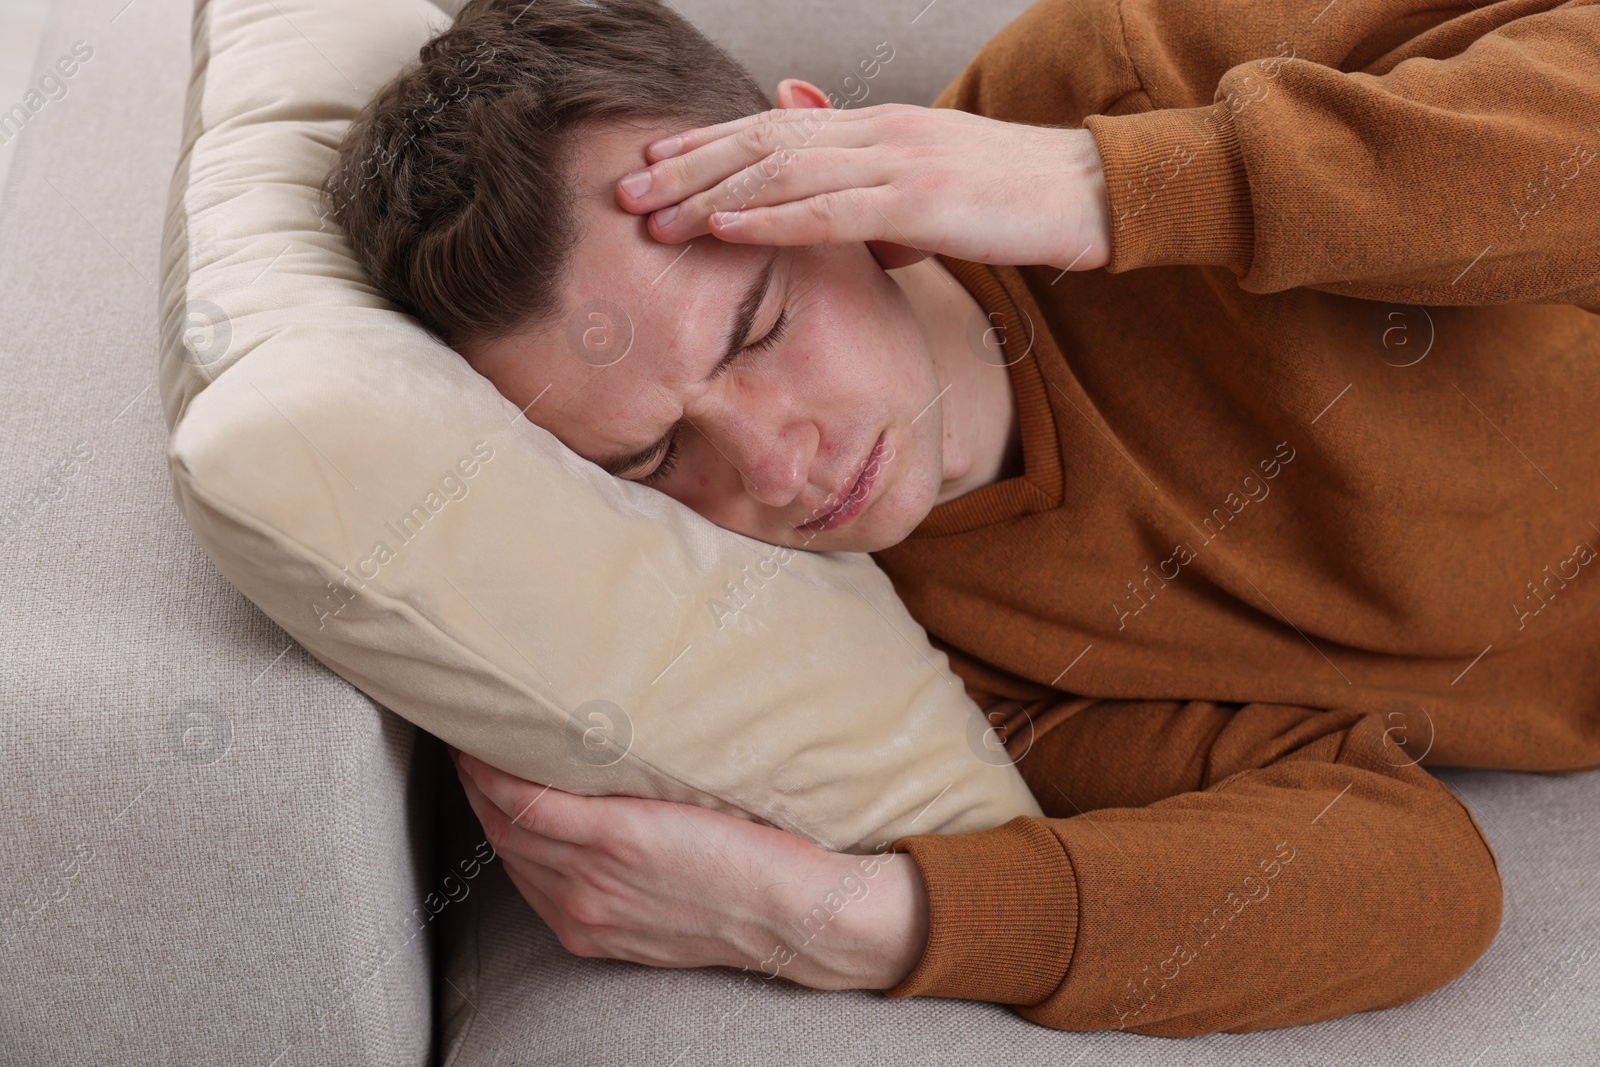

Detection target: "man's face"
[461, 120, 947, 554]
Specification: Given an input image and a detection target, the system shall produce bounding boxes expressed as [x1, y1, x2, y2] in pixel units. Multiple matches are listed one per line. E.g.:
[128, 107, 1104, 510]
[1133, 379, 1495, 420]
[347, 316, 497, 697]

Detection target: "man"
[327, 0, 1600, 1035]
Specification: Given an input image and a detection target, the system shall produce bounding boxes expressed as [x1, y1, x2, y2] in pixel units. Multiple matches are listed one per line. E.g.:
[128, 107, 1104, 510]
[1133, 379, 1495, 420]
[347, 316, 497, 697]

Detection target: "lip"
[798, 430, 886, 534]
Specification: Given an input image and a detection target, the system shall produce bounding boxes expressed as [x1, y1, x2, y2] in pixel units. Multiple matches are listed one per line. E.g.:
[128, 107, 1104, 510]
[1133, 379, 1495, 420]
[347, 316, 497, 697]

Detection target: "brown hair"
[321, 0, 770, 350]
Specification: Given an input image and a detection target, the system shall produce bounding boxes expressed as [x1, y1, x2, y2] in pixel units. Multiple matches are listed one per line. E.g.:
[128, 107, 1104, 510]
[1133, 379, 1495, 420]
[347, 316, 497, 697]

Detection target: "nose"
[706, 404, 815, 510]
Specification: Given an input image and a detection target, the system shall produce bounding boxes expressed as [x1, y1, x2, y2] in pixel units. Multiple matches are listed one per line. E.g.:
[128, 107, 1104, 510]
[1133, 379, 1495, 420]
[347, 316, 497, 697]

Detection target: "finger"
[454, 757, 520, 851]
[705, 186, 898, 249]
[507, 865, 624, 963]
[644, 102, 905, 164]
[502, 862, 569, 932]
[622, 116, 878, 223]
[456, 753, 598, 846]
[498, 854, 593, 953]
[458, 768, 595, 872]
[651, 146, 889, 244]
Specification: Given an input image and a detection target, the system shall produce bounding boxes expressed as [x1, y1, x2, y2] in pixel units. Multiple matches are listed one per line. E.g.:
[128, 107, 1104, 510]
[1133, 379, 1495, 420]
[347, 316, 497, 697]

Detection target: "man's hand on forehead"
[612, 98, 1111, 275]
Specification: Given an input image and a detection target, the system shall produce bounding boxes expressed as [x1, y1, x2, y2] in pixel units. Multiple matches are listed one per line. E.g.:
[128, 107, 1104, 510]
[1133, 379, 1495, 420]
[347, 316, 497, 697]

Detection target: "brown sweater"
[868, 0, 1600, 1036]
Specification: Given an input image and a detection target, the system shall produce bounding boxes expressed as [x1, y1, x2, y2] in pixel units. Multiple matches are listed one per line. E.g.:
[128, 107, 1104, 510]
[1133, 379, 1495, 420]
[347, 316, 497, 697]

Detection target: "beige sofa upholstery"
[0, 0, 435, 1064]
[3, 0, 1597, 1063]
[435, 765, 1600, 1065]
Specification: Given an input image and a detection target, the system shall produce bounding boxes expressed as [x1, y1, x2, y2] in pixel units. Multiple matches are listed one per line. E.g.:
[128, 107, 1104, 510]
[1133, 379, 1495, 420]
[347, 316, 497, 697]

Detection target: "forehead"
[472, 121, 770, 465]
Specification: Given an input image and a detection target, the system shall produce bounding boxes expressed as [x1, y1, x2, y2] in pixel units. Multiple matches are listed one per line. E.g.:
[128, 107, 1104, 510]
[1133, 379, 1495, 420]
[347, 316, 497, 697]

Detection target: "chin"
[847, 484, 932, 553]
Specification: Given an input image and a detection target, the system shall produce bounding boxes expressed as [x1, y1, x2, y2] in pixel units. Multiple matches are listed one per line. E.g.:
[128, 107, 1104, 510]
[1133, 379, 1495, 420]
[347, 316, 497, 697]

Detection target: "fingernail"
[649, 135, 682, 158]
[457, 752, 476, 775]
[654, 204, 678, 226]
[619, 170, 651, 198]
[710, 210, 740, 228]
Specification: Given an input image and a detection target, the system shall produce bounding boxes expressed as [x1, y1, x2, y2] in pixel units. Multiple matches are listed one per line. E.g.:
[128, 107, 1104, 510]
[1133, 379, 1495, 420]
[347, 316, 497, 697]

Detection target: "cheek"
[888, 426, 941, 538]
[788, 253, 914, 389]
[664, 437, 743, 513]
[785, 336, 924, 478]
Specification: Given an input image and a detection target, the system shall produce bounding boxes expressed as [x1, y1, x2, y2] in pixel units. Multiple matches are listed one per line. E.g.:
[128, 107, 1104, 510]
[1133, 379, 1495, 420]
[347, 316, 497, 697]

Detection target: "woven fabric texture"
[0, 0, 435, 1063]
[439, 763, 1600, 1065]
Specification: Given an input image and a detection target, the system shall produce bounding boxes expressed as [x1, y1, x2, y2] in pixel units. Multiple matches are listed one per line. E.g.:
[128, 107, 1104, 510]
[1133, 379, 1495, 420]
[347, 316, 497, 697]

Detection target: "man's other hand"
[449, 746, 930, 991]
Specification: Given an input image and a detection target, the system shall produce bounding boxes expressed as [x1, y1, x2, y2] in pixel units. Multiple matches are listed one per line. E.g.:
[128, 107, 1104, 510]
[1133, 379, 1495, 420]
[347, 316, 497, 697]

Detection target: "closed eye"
[640, 307, 790, 485]
[713, 307, 788, 377]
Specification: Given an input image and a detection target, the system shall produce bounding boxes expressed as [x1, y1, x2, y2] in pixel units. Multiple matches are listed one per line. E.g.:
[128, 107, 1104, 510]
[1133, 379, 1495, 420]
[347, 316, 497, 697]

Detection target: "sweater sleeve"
[882, 698, 1503, 1036]
[1082, 1, 1600, 310]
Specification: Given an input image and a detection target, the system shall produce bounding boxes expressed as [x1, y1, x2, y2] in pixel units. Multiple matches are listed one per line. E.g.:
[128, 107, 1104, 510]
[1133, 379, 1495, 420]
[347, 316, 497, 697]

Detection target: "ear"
[773, 78, 834, 110]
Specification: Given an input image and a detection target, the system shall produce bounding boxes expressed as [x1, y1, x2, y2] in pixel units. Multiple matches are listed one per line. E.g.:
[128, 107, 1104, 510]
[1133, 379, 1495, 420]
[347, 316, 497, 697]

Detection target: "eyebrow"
[597, 248, 782, 478]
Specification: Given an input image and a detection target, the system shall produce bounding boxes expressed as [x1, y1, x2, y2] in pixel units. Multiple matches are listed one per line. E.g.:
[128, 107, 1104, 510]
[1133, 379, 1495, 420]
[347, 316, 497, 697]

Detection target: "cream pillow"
[157, 0, 1043, 853]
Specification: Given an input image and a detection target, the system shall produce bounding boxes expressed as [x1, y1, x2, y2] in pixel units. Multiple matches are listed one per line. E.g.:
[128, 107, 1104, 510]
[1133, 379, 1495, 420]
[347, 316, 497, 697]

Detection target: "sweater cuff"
[1083, 104, 1254, 275]
[882, 816, 1077, 1005]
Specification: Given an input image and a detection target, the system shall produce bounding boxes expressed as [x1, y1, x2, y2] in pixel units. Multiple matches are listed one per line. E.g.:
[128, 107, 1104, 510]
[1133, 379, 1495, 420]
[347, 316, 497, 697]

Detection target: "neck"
[892, 257, 1023, 506]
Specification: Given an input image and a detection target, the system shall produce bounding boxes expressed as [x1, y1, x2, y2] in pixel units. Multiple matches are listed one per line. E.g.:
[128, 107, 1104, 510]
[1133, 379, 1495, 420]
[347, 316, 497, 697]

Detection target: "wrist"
[1051, 127, 1111, 273]
[762, 846, 929, 990]
[862, 849, 930, 988]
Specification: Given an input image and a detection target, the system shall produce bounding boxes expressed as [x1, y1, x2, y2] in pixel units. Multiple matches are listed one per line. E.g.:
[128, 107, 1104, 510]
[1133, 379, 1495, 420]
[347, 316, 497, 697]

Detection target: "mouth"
[798, 430, 887, 535]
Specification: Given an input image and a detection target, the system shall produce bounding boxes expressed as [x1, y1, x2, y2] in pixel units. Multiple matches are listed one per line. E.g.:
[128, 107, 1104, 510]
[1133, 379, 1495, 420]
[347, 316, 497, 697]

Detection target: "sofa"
[2, 0, 1596, 1063]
